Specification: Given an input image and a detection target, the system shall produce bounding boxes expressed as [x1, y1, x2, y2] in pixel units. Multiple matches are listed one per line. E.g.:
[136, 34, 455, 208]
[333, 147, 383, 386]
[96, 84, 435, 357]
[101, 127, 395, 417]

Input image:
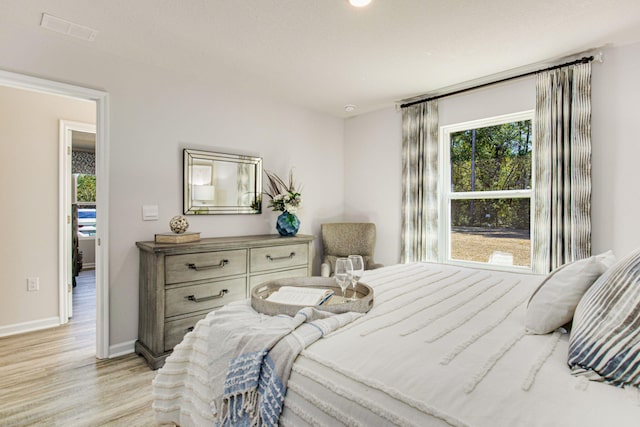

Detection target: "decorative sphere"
[169, 215, 189, 234]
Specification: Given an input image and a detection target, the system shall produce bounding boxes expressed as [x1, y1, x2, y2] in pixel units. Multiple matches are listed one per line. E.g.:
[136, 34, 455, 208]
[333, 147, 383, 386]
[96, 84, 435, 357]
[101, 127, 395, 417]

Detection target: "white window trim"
[438, 110, 535, 273]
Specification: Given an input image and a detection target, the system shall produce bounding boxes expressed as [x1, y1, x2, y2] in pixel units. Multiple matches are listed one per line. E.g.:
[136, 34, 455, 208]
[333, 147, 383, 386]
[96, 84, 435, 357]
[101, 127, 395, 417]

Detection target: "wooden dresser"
[135, 234, 314, 369]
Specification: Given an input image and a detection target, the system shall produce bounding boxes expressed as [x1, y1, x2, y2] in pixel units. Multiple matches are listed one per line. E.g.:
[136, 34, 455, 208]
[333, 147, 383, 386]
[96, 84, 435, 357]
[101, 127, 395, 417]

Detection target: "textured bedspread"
[153, 263, 640, 426]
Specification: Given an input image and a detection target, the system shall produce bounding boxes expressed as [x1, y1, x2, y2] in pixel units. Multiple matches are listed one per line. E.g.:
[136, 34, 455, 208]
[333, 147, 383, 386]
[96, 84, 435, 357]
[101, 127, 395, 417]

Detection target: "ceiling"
[4, 0, 640, 117]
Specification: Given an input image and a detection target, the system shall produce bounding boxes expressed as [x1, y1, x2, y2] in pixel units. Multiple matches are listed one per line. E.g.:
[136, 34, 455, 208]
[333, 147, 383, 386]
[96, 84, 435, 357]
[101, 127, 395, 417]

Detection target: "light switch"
[142, 205, 159, 221]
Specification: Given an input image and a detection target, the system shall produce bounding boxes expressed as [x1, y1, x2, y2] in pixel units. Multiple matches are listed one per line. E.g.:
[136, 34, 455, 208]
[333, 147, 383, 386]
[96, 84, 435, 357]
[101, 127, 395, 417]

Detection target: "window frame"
[438, 110, 535, 272]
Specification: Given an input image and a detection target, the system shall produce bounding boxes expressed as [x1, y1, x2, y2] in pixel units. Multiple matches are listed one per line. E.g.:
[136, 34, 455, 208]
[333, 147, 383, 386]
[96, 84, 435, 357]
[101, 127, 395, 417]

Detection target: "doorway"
[62, 123, 97, 321]
[0, 69, 110, 358]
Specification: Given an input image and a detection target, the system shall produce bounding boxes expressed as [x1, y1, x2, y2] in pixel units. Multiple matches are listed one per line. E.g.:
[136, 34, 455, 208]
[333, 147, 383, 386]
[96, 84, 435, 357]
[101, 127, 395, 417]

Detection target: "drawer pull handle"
[187, 259, 229, 271]
[186, 326, 195, 333]
[266, 252, 296, 262]
[185, 289, 228, 303]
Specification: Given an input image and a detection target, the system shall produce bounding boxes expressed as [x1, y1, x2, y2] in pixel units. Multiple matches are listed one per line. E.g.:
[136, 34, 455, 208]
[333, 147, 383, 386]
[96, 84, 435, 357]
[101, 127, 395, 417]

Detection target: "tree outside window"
[442, 112, 533, 269]
[76, 174, 96, 203]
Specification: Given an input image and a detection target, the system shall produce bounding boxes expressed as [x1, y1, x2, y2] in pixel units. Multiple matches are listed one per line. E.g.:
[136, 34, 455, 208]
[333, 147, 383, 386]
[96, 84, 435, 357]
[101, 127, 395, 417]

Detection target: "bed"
[152, 259, 640, 426]
[77, 207, 97, 237]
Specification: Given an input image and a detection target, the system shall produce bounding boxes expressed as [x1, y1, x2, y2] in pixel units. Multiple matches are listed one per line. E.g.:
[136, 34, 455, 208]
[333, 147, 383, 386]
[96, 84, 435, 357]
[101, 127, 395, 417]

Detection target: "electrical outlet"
[27, 277, 39, 292]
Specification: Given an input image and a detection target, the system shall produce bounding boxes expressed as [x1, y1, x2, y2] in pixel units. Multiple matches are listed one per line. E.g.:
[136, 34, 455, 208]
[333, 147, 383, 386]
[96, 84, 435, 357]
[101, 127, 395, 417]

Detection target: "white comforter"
[153, 263, 640, 426]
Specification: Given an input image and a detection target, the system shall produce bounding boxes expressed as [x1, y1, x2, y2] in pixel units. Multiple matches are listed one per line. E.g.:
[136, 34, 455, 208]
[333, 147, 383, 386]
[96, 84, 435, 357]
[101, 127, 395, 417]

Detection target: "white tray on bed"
[251, 276, 374, 316]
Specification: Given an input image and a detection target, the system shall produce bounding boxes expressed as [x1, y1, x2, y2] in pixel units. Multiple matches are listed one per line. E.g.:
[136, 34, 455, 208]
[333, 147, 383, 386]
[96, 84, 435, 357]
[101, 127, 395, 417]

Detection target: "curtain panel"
[532, 62, 592, 273]
[401, 100, 439, 263]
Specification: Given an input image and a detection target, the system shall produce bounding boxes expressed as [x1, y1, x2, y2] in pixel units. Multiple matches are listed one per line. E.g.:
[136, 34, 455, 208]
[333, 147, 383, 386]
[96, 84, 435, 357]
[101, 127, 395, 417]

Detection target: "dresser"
[135, 234, 314, 369]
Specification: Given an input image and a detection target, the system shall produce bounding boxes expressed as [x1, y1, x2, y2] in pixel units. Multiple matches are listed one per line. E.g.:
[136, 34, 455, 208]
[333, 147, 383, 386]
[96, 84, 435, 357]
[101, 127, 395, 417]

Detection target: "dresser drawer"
[165, 277, 246, 318]
[164, 314, 207, 351]
[250, 244, 308, 273]
[165, 249, 247, 284]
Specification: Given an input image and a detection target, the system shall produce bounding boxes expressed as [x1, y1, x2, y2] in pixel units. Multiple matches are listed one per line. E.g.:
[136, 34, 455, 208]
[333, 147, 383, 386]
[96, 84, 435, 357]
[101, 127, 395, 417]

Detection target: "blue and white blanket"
[212, 305, 362, 427]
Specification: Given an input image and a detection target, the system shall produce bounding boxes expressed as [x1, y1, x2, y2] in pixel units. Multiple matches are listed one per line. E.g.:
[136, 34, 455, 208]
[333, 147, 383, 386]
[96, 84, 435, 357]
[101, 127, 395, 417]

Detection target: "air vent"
[40, 13, 98, 42]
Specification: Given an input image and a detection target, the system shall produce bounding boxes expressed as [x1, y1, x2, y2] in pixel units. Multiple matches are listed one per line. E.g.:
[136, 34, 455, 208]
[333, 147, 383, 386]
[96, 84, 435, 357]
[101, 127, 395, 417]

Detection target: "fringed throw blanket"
[212, 306, 362, 427]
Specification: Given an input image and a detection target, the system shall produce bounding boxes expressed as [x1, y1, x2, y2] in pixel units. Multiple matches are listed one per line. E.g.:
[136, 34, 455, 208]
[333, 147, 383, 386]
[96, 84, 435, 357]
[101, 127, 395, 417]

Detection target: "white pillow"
[525, 251, 616, 334]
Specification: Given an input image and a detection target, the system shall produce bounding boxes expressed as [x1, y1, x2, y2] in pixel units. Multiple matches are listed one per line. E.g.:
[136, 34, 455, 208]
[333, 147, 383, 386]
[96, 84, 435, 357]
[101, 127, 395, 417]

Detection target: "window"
[440, 111, 533, 270]
[75, 173, 96, 202]
[73, 173, 97, 238]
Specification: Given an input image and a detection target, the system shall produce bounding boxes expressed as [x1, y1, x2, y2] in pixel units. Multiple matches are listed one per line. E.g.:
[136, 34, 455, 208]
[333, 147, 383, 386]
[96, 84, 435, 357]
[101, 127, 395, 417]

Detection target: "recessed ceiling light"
[349, 0, 372, 7]
[344, 104, 357, 112]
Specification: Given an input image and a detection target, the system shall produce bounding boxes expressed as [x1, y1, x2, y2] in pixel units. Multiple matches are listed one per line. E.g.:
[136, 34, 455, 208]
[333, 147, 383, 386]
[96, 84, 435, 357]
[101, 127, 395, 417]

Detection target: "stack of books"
[154, 232, 201, 244]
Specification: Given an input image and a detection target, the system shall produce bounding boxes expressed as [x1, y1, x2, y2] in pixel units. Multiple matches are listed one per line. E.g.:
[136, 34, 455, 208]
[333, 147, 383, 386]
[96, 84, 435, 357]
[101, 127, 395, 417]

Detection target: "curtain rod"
[400, 55, 595, 109]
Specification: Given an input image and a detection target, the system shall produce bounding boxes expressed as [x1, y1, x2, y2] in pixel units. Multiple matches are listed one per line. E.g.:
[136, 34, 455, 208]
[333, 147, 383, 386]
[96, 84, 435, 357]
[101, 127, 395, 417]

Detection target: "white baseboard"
[0, 319, 136, 359]
[82, 263, 96, 270]
[109, 339, 136, 358]
[0, 317, 60, 338]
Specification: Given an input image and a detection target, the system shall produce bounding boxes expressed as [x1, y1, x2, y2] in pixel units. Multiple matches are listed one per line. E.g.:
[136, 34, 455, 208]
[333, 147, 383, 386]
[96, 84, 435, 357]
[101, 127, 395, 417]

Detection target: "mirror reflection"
[183, 149, 262, 214]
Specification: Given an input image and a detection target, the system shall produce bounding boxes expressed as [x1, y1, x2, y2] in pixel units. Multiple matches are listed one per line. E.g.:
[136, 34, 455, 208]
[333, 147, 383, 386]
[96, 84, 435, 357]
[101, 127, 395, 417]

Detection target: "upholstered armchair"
[320, 222, 383, 277]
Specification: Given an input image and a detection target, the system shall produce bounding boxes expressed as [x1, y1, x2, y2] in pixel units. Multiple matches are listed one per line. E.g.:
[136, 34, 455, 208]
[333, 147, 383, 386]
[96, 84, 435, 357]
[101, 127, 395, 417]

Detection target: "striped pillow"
[568, 248, 640, 387]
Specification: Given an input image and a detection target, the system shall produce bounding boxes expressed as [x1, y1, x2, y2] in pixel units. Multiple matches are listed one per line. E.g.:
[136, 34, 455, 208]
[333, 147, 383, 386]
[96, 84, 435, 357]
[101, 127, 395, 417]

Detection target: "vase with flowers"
[264, 169, 302, 237]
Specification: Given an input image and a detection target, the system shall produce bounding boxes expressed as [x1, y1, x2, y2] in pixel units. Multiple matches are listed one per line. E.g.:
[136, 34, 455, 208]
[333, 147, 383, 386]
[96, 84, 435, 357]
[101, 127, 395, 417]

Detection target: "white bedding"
[153, 262, 640, 426]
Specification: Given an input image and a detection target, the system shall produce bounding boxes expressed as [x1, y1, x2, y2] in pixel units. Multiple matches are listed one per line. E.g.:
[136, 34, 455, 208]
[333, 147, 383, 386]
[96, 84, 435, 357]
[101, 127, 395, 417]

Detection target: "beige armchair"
[320, 222, 384, 277]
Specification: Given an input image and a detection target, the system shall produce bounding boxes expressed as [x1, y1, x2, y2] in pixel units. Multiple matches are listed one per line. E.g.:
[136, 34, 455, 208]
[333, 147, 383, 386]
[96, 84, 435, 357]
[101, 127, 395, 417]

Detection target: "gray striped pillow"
[568, 248, 640, 387]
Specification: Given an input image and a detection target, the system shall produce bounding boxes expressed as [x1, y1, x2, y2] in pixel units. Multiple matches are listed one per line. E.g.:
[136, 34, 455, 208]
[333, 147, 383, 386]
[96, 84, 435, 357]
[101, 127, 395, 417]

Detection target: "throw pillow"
[525, 251, 615, 335]
[568, 248, 640, 387]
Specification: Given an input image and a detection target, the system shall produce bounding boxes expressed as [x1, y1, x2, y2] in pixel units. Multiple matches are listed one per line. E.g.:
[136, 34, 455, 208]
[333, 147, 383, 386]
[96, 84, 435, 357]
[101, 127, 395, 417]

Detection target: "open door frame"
[60, 120, 96, 322]
[0, 69, 110, 359]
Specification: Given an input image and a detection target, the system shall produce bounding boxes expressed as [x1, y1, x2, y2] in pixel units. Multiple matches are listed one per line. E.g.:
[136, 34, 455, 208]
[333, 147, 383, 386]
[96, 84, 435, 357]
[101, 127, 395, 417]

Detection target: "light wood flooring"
[0, 270, 158, 426]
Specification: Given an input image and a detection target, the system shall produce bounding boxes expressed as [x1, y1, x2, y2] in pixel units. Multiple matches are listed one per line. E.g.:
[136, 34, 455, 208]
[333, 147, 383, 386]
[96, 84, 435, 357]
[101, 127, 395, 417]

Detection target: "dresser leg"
[135, 340, 170, 370]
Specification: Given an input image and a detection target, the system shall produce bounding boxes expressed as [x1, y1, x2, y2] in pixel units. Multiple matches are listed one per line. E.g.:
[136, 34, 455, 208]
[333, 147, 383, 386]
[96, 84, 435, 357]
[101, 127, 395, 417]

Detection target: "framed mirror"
[183, 149, 262, 214]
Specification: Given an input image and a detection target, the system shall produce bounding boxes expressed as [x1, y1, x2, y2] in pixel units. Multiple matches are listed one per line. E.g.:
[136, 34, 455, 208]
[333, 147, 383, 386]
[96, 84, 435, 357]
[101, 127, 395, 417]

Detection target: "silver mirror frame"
[183, 149, 262, 215]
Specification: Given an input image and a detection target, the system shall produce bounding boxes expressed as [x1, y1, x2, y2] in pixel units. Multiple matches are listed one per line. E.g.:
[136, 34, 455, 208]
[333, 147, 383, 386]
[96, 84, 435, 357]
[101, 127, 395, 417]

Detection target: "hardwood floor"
[0, 270, 158, 426]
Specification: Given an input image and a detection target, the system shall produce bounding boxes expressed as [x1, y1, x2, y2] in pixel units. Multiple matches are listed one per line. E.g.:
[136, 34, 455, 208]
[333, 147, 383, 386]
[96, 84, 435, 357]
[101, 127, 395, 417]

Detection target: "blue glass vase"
[276, 211, 300, 237]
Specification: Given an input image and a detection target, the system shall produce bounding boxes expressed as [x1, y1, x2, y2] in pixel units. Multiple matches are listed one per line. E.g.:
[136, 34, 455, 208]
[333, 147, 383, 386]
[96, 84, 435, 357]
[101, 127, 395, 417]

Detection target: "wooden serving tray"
[251, 276, 374, 317]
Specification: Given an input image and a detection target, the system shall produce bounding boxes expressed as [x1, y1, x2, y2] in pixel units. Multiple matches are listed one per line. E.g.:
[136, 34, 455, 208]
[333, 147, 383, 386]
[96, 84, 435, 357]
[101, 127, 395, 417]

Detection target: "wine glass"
[334, 257, 353, 303]
[348, 255, 364, 301]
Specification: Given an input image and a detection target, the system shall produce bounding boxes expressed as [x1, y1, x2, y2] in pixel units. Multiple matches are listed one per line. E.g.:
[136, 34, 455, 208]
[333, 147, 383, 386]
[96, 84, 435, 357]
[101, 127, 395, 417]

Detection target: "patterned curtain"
[72, 151, 96, 174]
[532, 62, 592, 273]
[401, 100, 439, 263]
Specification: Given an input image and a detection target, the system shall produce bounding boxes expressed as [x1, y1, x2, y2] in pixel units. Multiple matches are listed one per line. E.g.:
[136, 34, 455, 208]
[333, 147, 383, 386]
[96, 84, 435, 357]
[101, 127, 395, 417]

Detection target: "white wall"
[344, 108, 402, 266]
[591, 43, 640, 257]
[0, 85, 95, 328]
[345, 42, 640, 265]
[438, 78, 536, 127]
[0, 26, 344, 347]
